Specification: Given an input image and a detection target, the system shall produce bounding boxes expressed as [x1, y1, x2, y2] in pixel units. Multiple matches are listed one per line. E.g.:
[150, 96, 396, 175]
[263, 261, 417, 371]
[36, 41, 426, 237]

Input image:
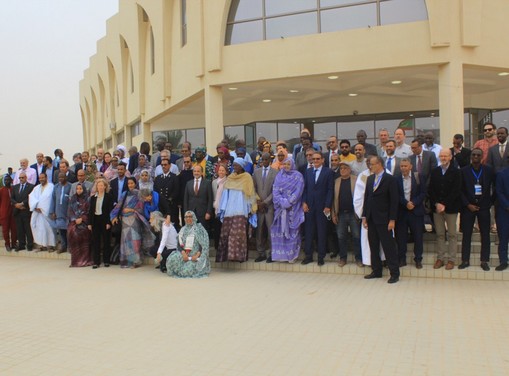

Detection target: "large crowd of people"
[0, 123, 508, 283]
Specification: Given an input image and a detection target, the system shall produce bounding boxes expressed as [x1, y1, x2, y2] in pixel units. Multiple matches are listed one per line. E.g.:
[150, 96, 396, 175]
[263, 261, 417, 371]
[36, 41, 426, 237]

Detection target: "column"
[438, 62, 465, 147]
[204, 85, 224, 150]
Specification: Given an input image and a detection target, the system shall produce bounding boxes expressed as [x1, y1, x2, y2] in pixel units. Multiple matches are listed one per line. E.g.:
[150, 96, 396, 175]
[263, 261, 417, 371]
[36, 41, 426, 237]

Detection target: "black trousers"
[91, 215, 111, 265]
[367, 219, 399, 278]
[15, 212, 33, 248]
[461, 208, 490, 262]
[395, 212, 424, 262]
[304, 209, 328, 260]
[149, 247, 176, 270]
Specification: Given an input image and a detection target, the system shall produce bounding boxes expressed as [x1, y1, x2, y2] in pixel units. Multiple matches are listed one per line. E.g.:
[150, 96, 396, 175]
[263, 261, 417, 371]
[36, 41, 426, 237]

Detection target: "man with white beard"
[353, 158, 385, 265]
[29, 173, 56, 252]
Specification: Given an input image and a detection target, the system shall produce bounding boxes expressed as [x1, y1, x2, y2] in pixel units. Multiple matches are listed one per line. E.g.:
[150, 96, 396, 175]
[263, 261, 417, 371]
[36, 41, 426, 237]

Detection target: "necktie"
[314, 169, 319, 183]
[262, 168, 267, 184]
[194, 179, 199, 195]
[20, 184, 24, 194]
[417, 155, 422, 174]
[500, 144, 505, 158]
[387, 157, 392, 173]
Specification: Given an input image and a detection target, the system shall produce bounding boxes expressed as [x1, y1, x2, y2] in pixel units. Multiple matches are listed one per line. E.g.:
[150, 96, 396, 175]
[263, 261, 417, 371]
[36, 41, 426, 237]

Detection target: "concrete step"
[1, 245, 508, 281]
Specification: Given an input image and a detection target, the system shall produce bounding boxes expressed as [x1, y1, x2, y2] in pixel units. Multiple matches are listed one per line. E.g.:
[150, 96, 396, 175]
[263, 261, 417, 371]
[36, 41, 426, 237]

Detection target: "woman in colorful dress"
[212, 164, 228, 249]
[67, 183, 93, 267]
[216, 158, 257, 262]
[271, 158, 305, 263]
[110, 177, 155, 268]
[166, 211, 210, 278]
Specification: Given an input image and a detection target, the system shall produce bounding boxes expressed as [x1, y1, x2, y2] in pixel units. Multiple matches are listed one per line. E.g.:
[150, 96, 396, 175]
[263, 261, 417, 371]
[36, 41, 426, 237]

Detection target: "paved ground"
[1, 256, 509, 376]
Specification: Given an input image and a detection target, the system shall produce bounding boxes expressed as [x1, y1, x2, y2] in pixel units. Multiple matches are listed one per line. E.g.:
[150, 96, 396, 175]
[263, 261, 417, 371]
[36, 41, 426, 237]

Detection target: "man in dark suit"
[302, 151, 334, 266]
[362, 155, 400, 283]
[30, 152, 46, 185]
[298, 148, 315, 176]
[450, 134, 471, 169]
[154, 158, 180, 230]
[496, 165, 509, 271]
[323, 136, 339, 168]
[183, 165, 213, 233]
[486, 126, 509, 173]
[128, 146, 139, 174]
[252, 153, 278, 262]
[410, 138, 438, 181]
[52, 160, 76, 184]
[109, 162, 128, 205]
[395, 158, 426, 269]
[459, 148, 494, 271]
[429, 149, 462, 270]
[10, 172, 34, 251]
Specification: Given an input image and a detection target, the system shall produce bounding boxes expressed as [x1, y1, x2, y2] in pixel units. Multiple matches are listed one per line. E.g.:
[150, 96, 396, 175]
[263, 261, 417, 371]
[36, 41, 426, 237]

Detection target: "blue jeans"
[335, 211, 361, 261]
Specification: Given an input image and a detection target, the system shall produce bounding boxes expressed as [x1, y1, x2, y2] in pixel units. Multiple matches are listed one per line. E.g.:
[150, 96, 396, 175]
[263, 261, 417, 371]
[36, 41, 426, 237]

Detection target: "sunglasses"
[484, 128, 494, 132]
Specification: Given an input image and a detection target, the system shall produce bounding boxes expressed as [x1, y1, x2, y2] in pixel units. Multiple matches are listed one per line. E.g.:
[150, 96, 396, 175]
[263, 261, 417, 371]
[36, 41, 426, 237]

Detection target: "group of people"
[1, 122, 509, 284]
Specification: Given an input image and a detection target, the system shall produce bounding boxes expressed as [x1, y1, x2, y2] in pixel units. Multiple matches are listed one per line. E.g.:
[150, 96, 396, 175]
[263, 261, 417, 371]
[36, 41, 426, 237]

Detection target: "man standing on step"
[362, 156, 400, 284]
[429, 149, 462, 270]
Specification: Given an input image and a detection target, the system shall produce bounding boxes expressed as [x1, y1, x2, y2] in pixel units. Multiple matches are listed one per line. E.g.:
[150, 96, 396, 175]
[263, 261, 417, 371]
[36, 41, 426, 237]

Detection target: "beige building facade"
[80, 0, 509, 155]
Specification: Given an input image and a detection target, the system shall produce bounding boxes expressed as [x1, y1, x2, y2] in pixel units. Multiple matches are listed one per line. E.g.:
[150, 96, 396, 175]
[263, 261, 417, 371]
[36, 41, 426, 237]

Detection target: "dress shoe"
[415, 261, 423, 269]
[356, 260, 364, 268]
[48, 247, 56, 253]
[387, 276, 399, 284]
[495, 263, 508, 271]
[480, 262, 490, 271]
[458, 261, 470, 270]
[382, 261, 388, 268]
[56, 248, 67, 254]
[155, 265, 160, 269]
[317, 258, 325, 266]
[92, 265, 99, 269]
[104, 264, 110, 268]
[35, 247, 47, 253]
[364, 272, 382, 279]
[445, 261, 454, 270]
[266, 256, 273, 263]
[329, 253, 338, 259]
[338, 259, 347, 267]
[254, 255, 267, 263]
[15, 246, 25, 252]
[301, 258, 313, 265]
[433, 259, 444, 269]
[5, 246, 12, 252]
[399, 260, 407, 267]
[160, 267, 167, 273]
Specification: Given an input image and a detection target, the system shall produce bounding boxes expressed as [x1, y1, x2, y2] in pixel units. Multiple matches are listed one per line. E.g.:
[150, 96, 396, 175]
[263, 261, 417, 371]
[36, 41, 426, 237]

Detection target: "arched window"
[225, 0, 428, 45]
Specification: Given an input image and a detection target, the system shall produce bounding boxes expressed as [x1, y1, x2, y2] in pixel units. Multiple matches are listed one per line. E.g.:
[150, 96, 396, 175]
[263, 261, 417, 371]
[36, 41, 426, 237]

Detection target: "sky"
[0, 0, 118, 173]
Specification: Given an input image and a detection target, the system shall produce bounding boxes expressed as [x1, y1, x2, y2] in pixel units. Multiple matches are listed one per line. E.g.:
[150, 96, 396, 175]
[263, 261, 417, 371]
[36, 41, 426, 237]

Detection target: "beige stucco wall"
[80, 0, 509, 152]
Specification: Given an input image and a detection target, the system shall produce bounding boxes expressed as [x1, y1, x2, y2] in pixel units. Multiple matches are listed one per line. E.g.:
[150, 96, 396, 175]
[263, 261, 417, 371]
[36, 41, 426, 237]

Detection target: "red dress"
[0, 187, 17, 247]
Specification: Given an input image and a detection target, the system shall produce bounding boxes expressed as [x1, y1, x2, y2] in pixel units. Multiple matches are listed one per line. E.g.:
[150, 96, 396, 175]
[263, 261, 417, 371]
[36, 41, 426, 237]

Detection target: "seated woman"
[111, 177, 155, 268]
[149, 211, 178, 273]
[166, 211, 210, 278]
[67, 183, 93, 267]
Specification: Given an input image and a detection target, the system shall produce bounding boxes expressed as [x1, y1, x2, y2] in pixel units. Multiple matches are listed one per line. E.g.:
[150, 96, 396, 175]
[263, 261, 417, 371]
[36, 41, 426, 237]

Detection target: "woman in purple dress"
[271, 158, 305, 263]
[67, 183, 93, 267]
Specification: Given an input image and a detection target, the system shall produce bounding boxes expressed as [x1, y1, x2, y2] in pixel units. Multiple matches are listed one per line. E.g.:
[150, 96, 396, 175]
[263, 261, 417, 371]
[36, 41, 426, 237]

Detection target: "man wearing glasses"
[474, 122, 498, 165]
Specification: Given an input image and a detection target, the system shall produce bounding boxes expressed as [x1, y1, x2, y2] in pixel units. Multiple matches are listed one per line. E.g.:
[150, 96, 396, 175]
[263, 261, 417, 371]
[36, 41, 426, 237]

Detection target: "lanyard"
[373, 173, 383, 190]
[471, 167, 482, 184]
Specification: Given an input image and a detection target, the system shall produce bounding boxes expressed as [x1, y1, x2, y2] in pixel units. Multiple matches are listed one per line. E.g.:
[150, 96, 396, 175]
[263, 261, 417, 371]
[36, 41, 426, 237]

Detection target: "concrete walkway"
[1, 256, 508, 375]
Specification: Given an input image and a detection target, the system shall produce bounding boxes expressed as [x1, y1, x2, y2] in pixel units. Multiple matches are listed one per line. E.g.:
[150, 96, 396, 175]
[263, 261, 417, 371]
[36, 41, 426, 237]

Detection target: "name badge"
[474, 184, 482, 196]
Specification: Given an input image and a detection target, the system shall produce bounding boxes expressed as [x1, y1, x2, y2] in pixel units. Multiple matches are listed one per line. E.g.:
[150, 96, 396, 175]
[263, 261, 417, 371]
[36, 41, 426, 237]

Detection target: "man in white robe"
[353, 159, 385, 265]
[29, 173, 56, 251]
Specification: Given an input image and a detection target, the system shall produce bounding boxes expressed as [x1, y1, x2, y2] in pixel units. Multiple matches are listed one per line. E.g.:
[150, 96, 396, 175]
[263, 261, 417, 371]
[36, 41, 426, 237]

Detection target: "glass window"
[224, 125, 245, 149]
[131, 121, 141, 137]
[185, 129, 206, 150]
[314, 122, 337, 142]
[338, 120, 374, 142]
[380, 0, 428, 25]
[116, 130, 125, 144]
[266, 12, 318, 40]
[228, 0, 263, 22]
[265, 0, 317, 17]
[256, 122, 277, 143]
[415, 116, 439, 141]
[321, 3, 377, 33]
[105, 138, 112, 150]
[226, 21, 263, 45]
[375, 119, 401, 140]
[277, 122, 301, 151]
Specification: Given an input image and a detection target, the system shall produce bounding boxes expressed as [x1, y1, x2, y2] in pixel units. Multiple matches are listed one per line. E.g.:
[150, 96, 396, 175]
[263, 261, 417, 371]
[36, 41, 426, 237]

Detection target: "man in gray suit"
[183, 165, 213, 233]
[486, 127, 509, 173]
[253, 153, 278, 262]
[409, 138, 438, 182]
